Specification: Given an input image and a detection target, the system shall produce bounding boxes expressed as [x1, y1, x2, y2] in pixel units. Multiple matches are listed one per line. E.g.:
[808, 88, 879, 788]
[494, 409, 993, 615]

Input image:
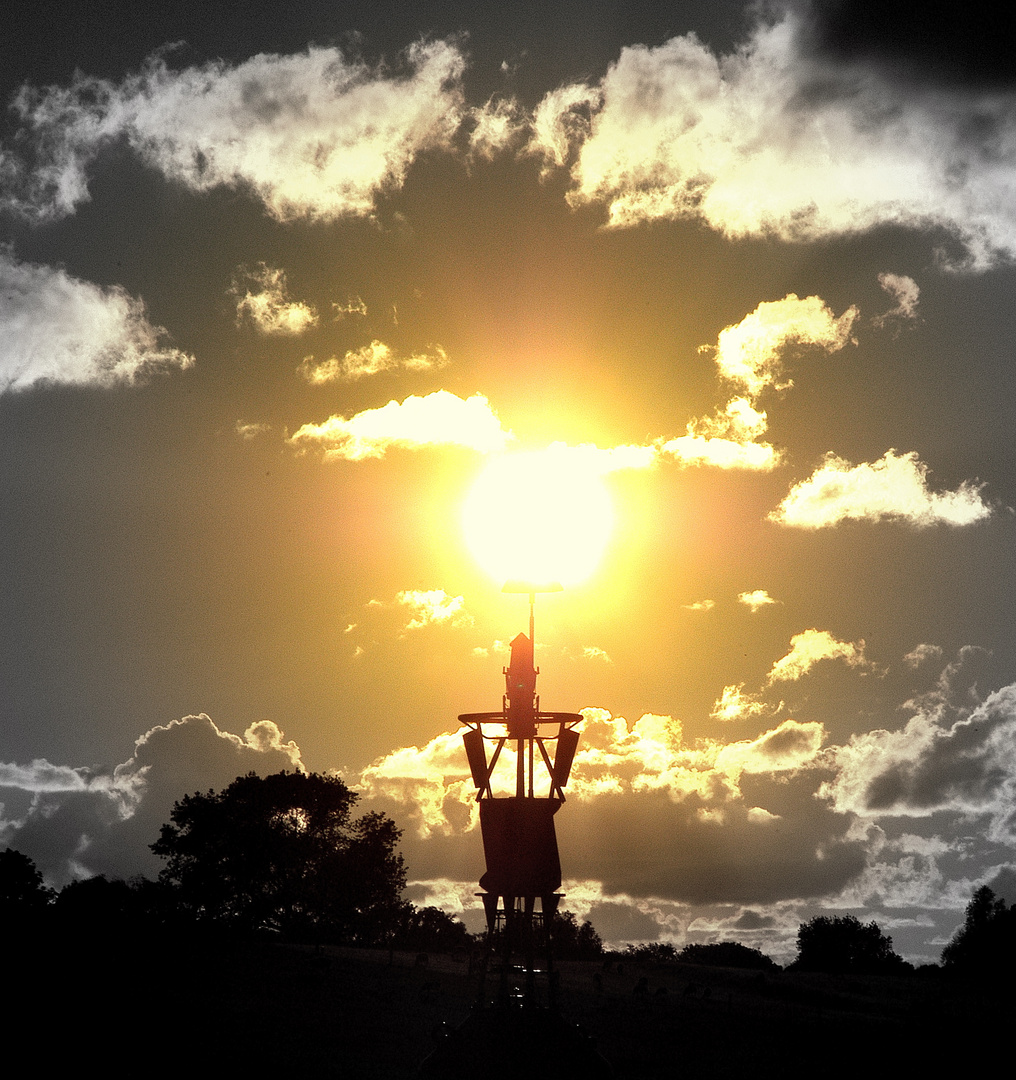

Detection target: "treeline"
[0, 770, 473, 951]
[613, 896, 1016, 980]
[2, 769, 1014, 977]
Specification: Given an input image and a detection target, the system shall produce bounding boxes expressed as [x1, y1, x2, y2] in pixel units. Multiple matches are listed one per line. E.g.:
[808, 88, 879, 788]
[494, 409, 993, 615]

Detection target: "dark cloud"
[986, 865, 1016, 905]
[799, 1, 1016, 88]
[558, 787, 868, 904]
[823, 680, 1016, 841]
[734, 909, 776, 929]
[1, 714, 303, 885]
[585, 900, 663, 943]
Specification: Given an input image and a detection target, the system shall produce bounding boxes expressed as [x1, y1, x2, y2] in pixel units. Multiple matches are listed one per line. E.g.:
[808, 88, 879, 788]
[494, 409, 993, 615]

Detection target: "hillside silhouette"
[3, 770, 1016, 1077]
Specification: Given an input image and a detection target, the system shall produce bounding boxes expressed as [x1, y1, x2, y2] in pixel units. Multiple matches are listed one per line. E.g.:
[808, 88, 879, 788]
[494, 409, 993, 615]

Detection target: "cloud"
[661, 397, 778, 470]
[0, 760, 92, 794]
[766, 628, 869, 684]
[299, 340, 448, 382]
[827, 827, 978, 915]
[820, 682, 1016, 843]
[682, 599, 715, 612]
[396, 589, 473, 630]
[529, 9, 1016, 267]
[468, 96, 527, 159]
[874, 273, 920, 329]
[285, 292, 861, 474]
[358, 708, 865, 906]
[905, 643, 943, 669]
[5, 40, 466, 222]
[0, 714, 304, 885]
[710, 684, 768, 722]
[232, 264, 317, 334]
[359, 665, 1016, 950]
[357, 731, 477, 841]
[235, 420, 271, 440]
[0, 248, 193, 392]
[582, 646, 612, 663]
[712, 295, 858, 397]
[738, 589, 778, 613]
[332, 296, 368, 319]
[771, 450, 993, 528]
[471, 641, 510, 660]
[528, 83, 600, 171]
[359, 708, 827, 838]
[661, 295, 857, 470]
[542, 440, 660, 475]
[287, 390, 512, 460]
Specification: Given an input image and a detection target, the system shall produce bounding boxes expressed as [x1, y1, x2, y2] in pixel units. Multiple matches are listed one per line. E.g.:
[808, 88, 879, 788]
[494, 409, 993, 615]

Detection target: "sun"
[461, 446, 615, 588]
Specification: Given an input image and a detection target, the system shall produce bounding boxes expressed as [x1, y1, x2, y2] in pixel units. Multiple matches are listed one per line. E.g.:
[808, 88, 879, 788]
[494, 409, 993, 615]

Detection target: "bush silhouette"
[680, 941, 780, 971]
[395, 905, 472, 952]
[792, 914, 909, 974]
[623, 941, 678, 963]
[151, 770, 405, 941]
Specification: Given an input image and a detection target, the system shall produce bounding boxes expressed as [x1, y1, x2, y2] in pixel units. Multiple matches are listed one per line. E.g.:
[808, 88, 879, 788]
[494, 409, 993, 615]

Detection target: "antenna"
[501, 579, 563, 653]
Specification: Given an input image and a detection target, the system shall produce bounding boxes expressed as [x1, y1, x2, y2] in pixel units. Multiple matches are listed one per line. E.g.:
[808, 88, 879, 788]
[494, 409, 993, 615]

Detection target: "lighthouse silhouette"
[420, 583, 612, 1077]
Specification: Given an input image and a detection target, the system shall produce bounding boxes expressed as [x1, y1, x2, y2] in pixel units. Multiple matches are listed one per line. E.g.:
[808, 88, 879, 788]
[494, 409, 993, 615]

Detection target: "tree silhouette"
[0, 848, 53, 919]
[551, 911, 604, 959]
[941, 885, 1016, 978]
[395, 905, 472, 952]
[151, 770, 405, 941]
[792, 914, 910, 974]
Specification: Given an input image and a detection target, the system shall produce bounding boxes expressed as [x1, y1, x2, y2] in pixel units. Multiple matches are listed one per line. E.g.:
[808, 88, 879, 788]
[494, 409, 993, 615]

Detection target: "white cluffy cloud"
[771, 450, 992, 528]
[874, 273, 920, 329]
[397, 589, 473, 630]
[528, 10, 1016, 267]
[299, 340, 448, 382]
[738, 589, 778, 613]
[287, 390, 512, 461]
[712, 294, 858, 398]
[661, 294, 857, 471]
[710, 684, 769, 722]
[468, 96, 527, 158]
[661, 396, 777, 470]
[5, 40, 466, 222]
[821, 682, 1016, 844]
[357, 708, 827, 839]
[289, 294, 853, 474]
[766, 628, 869, 684]
[712, 627, 863, 717]
[905, 643, 943, 669]
[0, 248, 193, 392]
[232, 264, 317, 334]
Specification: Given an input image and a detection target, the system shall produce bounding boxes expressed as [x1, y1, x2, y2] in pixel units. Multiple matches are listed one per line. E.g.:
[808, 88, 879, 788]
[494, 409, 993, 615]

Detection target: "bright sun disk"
[462, 447, 615, 587]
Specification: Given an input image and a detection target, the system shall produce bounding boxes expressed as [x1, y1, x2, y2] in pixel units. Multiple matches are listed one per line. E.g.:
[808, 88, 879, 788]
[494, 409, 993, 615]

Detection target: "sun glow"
[462, 446, 615, 587]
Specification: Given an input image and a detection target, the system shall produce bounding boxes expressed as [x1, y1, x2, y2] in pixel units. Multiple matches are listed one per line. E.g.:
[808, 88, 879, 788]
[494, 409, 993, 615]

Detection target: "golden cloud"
[287, 390, 512, 460]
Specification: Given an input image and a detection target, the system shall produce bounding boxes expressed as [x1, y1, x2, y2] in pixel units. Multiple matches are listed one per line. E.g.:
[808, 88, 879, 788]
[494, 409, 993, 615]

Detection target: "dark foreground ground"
[7, 935, 1010, 1077]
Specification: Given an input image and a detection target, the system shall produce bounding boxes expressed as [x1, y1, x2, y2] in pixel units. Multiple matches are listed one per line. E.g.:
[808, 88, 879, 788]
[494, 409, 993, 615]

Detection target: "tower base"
[418, 1003, 613, 1078]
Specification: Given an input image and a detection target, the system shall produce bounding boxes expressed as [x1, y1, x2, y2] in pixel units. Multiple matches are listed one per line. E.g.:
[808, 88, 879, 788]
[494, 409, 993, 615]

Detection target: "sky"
[2, 0, 1015, 964]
